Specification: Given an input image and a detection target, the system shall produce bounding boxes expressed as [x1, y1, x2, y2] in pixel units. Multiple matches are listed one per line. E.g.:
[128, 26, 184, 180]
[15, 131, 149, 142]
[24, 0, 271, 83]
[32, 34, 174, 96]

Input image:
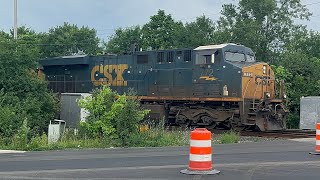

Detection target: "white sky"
[0, 0, 319, 41]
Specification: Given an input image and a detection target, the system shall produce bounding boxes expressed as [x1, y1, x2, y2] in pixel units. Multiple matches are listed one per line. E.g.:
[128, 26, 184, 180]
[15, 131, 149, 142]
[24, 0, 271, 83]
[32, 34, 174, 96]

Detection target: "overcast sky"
[1, 0, 320, 41]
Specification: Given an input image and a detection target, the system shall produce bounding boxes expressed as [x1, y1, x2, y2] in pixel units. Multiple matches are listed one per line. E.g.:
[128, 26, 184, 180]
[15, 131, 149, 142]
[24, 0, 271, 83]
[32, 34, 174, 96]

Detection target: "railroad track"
[169, 126, 316, 139]
[209, 129, 316, 139]
[241, 129, 316, 139]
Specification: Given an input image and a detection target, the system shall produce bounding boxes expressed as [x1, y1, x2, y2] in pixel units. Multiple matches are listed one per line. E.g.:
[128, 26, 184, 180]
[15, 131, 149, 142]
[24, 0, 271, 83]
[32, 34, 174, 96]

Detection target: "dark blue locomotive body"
[40, 43, 287, 131]
[40, 44, 250, 97]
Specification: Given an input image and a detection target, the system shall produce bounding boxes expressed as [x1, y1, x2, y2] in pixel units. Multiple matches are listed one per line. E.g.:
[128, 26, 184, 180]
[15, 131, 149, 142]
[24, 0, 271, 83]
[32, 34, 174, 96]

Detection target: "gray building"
[300, 96, 320, 130]
[60, 93, 91, 128]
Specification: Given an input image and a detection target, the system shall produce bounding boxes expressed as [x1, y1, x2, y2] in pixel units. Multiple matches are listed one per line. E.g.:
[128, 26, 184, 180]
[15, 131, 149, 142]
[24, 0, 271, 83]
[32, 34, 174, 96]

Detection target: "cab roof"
[194, 43, 238, 50]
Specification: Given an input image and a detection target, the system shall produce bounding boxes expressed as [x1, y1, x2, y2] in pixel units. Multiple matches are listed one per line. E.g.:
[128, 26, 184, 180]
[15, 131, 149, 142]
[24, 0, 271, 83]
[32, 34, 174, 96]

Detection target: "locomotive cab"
[192, 44, 287, 131]
[193, 43, 253, 99]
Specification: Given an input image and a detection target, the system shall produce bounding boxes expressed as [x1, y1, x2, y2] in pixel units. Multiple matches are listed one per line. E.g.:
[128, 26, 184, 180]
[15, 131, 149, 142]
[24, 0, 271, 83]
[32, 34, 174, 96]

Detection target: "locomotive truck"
[39, 43, 288, 131]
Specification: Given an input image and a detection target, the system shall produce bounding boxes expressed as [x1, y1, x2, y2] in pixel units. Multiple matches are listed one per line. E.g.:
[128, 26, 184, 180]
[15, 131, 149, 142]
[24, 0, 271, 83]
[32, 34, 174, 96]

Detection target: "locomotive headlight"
[265, 92, 271, 98]
[263, 65, 267, 74]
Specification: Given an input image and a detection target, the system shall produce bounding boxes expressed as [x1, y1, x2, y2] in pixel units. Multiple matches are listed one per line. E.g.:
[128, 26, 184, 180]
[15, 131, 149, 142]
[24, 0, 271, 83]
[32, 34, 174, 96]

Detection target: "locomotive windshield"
[246, 54, 255, 62]
[225, 51, 256, 62]
[225, 52, 245, 62]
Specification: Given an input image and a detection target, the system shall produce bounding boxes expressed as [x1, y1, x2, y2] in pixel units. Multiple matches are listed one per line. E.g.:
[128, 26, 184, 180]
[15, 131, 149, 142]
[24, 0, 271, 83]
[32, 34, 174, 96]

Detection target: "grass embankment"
[0, 128, 241, 151]
[0, 128, 190, 151]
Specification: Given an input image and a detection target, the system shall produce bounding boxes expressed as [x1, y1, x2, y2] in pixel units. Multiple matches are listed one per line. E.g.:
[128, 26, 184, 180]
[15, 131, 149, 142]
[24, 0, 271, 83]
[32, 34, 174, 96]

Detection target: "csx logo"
[91, 64, 128, 86]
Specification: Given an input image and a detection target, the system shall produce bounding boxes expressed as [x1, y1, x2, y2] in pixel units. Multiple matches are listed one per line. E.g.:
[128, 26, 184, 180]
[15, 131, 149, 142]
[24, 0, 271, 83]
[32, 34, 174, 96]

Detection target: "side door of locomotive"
[173, 50, 193, 97]
[152, 51, 174, 97]
[134, 52, 154, 96]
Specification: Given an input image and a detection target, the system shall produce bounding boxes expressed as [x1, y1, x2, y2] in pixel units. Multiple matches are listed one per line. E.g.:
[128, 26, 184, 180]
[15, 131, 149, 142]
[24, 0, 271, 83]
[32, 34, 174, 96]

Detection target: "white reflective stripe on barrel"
[190, 140, 211, 147]
[190, 154, 212, 162]
[316, 140, 320, 146]
[316, 130, 320, 135]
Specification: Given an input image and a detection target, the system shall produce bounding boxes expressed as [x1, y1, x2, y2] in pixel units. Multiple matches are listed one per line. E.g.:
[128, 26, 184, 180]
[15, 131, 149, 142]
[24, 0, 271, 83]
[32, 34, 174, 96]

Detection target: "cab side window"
[184, 50, 192, 62]
[137, 54, 148, 64]
[167, 51, 174, 63]
[157, 52, 164, 63]
[195, 50, 216, 64]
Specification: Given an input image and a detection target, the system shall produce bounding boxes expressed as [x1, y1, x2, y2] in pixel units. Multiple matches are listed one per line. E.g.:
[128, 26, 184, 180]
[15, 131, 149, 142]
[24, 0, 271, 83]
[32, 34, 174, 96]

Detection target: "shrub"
[28, 134, 48, 151]
[219, 131, 240, 144]
[10, 119, 30, 150]
[78, 86, 150, 146]
[112, 89, 150, 146]
[78, 86, 117, 138]
[0, 105, 25, 140]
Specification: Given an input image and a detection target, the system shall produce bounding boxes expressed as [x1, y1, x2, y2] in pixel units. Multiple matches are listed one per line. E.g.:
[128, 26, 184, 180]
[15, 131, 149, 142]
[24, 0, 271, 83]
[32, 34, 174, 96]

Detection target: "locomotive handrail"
[242, 78, 252, 115]
[252, 79, 261, 111]
[242, 78, 252, 97]
[149, 68, 192, 71]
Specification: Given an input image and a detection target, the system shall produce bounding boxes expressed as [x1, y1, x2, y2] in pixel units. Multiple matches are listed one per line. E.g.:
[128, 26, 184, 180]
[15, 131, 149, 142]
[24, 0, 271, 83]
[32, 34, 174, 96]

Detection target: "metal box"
[60, 93, 91, 128]
[300, 96, 320, 130]
[48, 120, 66, 144]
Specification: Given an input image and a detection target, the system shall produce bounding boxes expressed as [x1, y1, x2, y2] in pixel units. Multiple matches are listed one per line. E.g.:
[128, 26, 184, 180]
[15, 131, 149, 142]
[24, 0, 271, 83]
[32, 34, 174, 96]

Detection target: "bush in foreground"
[78, 86, 150, 146]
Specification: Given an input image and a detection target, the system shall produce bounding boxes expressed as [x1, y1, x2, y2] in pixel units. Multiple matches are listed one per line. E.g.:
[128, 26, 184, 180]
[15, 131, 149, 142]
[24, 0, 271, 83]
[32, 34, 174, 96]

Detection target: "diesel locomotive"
[39, 43, 288, 131]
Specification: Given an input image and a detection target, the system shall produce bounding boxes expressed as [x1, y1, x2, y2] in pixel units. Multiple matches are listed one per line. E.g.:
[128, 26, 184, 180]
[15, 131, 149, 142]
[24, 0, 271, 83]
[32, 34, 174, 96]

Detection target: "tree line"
[0, 0, 319, 142]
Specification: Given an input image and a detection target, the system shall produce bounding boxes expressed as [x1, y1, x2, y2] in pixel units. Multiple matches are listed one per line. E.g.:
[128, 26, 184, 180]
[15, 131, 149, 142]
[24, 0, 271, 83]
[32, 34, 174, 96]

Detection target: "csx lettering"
[255, 76, 271, 85]
[91, 64, 128, 86]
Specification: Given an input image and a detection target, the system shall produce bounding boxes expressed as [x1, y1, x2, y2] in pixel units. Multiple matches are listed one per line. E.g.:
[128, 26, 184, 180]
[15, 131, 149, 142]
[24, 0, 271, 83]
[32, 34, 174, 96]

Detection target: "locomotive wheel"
[176, 114, 190, 129]
[200, 115, 216, 130]
[206, 122, 217, 130]
[200, 115, 213, 124]
[219, 120, 232, 130]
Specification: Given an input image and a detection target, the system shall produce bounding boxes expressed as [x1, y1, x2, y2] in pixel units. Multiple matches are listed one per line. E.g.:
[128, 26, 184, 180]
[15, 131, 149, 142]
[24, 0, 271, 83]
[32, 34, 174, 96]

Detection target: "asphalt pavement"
[0, 138, 319, 179]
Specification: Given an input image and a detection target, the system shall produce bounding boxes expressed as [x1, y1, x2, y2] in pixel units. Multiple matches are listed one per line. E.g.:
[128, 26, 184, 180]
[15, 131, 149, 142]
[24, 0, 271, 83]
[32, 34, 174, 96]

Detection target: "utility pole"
[13, 0, 17, 39]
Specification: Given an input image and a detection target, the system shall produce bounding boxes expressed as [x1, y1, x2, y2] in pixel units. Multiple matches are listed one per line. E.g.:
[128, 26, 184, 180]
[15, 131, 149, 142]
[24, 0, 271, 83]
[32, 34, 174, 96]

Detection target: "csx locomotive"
[39, 43, 288, 131]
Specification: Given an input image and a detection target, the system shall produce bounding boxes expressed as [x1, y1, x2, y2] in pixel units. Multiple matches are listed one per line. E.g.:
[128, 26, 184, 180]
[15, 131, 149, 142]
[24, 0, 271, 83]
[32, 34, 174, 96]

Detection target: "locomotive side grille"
[208, 84, 220, 96]
[193, 85, 205, 96]
[193, 84, 220, 97]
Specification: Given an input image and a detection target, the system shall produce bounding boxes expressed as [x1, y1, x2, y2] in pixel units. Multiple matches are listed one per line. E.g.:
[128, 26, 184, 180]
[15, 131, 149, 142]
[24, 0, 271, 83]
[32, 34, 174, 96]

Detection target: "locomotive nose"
[242, 63, 275, 100]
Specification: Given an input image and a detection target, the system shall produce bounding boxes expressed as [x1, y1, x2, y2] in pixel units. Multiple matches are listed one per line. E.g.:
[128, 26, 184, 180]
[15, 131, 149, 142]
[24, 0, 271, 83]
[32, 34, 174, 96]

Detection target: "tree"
[0, 31, 58, 140]
[105, 26, 142, 54]
[184, 15, 216, 47]
[141, 10, 185, 50]
[287, 30, 320, 58]
[0, 31, 11, 40]
[276, 31, 320, 128]
[216, 0, 311, 62]
[40, 22, 102, 58]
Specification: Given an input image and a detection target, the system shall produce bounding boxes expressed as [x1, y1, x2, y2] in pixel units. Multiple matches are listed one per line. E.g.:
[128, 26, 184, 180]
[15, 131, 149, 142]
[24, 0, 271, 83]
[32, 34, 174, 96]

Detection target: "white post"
[13, 0, 18, 39]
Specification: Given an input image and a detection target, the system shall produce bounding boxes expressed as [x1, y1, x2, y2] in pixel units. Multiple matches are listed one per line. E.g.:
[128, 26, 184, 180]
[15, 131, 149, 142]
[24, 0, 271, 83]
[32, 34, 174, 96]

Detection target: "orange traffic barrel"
[180, 128, 220, 175]
[310, 123, 320, 155]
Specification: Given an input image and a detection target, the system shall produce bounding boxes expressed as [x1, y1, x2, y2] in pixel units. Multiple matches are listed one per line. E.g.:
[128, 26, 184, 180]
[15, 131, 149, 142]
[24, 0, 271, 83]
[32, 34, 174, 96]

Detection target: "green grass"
[128, 129, 189, 147]
[0, 127, 190, 151]
[219, 131, 240, 144]
[0, 127, 243, 151]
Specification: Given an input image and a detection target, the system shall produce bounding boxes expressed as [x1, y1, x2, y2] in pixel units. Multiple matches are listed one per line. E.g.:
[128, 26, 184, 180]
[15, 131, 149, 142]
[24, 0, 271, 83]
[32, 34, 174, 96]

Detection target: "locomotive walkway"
[0, 139, 319, 179]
